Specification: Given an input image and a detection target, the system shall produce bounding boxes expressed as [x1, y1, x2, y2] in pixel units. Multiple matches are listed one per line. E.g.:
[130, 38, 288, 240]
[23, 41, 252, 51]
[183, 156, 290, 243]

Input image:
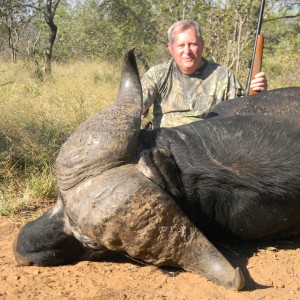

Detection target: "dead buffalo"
[206, 86, 299, 119]
[14, 49, 300, 291]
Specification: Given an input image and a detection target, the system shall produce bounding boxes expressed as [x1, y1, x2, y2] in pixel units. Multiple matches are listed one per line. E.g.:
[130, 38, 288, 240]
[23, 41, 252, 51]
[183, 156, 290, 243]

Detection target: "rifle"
[246, 0, 265, 95]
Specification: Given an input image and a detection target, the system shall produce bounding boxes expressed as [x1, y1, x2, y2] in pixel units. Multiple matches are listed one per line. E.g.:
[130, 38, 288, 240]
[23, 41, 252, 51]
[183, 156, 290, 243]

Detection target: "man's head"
[168, 20, 205, 75]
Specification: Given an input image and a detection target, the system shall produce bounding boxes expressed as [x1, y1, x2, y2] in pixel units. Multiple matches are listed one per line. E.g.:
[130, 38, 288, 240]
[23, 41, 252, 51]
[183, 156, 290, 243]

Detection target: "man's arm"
[141, 69, 159, 117]
[226, 71, 245, 100]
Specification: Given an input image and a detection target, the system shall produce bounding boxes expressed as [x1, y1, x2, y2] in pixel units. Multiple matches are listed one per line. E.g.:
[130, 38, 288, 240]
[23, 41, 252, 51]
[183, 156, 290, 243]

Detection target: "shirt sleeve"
[227, 71, 245, 99]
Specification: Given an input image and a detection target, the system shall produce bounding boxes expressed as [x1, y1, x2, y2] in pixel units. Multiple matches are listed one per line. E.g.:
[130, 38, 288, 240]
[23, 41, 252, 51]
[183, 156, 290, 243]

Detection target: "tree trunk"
[43, 0, 61, 75]
[44, 21, 57, 74]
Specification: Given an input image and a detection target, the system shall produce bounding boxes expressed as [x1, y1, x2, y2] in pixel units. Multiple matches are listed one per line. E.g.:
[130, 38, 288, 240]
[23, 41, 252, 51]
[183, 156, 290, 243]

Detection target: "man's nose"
[183, 45, 191, 54]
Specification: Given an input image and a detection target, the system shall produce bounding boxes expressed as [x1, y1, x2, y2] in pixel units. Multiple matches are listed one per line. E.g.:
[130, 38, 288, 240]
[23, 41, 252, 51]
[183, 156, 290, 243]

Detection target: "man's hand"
[250, 72, 268, 92]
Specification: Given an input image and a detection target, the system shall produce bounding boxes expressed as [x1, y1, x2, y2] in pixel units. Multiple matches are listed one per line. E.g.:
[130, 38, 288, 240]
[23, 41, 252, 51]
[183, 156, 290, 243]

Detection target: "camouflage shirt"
[142, 59, 244, 128]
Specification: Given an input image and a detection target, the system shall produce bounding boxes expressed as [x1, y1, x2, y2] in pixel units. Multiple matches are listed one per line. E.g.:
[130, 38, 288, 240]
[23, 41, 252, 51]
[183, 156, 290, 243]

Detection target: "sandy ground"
[1, 213, 299, 300]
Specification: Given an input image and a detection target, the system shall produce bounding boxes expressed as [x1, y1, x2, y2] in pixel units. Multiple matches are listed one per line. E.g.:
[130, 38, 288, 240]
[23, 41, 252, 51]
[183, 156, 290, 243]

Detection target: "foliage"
[1, 0, 298, 86]
[263, 2, 300, 88]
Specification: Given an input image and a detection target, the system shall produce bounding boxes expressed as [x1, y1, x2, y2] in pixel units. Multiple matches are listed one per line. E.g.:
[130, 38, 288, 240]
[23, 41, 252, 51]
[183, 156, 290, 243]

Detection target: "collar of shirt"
[172, 58, 208, 78]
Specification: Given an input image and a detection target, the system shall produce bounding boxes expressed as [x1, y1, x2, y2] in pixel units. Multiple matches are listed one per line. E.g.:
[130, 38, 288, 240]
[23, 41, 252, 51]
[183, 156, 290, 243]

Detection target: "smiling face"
[168, 27, 204, 75]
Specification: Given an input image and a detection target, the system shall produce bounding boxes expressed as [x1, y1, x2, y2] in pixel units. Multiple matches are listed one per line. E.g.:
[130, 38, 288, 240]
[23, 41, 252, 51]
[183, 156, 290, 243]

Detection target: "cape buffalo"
[14, 49, 300, 291]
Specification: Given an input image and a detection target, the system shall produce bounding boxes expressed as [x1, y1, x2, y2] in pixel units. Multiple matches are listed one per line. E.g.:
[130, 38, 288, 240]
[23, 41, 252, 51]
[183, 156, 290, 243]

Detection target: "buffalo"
[14, 49, 300, 291]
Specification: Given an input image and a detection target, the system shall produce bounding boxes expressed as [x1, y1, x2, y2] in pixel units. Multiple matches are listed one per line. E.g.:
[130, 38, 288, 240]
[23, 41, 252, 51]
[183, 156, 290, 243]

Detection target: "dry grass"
[0, 58, 120, 217]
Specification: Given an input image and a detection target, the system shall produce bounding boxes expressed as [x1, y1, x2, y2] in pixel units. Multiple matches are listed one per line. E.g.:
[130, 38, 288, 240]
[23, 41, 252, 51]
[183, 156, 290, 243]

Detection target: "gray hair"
[168, 20, 203, 44]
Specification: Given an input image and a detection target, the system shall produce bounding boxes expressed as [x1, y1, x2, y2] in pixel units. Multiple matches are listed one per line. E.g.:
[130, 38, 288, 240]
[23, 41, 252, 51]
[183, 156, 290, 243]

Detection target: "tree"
[32, 0, 61, 74]
[0, 0, 34, 62]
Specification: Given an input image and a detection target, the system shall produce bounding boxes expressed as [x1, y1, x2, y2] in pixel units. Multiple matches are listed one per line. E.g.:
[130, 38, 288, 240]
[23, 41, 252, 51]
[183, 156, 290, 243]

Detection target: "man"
[142, 20, 267, 128]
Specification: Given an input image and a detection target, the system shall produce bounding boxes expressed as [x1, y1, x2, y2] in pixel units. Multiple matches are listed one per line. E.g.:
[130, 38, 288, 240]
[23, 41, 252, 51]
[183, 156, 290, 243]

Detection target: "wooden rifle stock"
[249, 34, 264, 95]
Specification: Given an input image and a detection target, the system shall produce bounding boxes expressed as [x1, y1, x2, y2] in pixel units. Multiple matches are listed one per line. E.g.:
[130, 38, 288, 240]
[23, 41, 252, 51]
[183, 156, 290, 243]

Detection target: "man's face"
[168, 27, 204, 75]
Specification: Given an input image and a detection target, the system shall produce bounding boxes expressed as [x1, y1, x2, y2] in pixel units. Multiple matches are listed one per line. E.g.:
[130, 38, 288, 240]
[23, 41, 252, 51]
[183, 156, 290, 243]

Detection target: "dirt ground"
[1, 213, 299, 300]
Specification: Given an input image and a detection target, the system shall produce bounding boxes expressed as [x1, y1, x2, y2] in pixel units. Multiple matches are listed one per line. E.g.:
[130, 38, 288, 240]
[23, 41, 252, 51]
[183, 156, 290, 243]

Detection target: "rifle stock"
[249, 34, 264, 95]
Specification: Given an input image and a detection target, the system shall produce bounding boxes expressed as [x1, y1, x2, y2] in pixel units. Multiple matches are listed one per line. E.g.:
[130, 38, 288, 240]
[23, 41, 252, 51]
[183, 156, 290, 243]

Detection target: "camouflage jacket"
[142, 59, 244, 128]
